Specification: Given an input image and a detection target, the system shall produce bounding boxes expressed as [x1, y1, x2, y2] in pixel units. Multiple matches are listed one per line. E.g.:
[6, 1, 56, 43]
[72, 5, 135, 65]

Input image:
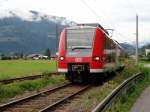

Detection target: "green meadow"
[0, 60, 57, 80]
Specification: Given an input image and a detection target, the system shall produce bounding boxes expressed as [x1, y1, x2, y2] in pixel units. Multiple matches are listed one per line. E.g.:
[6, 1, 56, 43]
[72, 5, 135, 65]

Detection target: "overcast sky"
[0, 0, 150, 45]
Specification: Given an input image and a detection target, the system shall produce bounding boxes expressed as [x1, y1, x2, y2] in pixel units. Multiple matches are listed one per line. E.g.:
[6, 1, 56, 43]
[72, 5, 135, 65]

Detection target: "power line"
[80, 0, 134, 42]
[80, 0, 100, 20]
[80, 0, 110, 28]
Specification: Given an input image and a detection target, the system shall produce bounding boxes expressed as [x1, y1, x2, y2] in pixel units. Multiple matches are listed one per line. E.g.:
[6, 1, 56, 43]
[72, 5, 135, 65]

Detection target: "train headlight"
[60, 56, 64, 61]
[93, 56, 100, 61]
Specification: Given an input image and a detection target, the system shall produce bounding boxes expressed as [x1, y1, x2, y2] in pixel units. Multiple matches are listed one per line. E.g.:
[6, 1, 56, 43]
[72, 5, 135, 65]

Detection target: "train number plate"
[75, 58, 82, 62]
[72, 65, 84, 71]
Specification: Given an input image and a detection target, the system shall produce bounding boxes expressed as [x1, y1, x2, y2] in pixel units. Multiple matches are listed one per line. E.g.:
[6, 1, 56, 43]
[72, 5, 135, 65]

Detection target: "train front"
[58, 25, 104, 83]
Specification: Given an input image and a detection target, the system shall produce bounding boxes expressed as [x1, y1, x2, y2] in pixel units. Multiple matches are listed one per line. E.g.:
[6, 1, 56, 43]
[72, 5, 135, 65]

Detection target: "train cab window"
[66, 28, 95, 56]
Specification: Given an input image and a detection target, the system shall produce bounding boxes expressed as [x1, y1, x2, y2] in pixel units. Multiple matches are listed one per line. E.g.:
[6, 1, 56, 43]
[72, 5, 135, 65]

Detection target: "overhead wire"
[80, 0, 100, 20]
[97, 0, 137, 40]
[80, 0, 117, 40]
[81, 0, 120, 40]
[80, 0, 110, 28]
[80, 0, 136, 41]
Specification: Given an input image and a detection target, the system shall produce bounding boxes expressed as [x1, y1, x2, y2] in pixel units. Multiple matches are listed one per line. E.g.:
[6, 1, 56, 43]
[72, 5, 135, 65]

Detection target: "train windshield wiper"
[71, 46, 92, 51]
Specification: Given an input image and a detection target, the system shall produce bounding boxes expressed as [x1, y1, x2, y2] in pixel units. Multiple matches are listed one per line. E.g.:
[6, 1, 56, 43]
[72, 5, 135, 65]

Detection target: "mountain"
[120, 42, 150, 55]
[0, 10, 142, 56]
[0, 10, 75, 54]
[120, 43, 135, 55]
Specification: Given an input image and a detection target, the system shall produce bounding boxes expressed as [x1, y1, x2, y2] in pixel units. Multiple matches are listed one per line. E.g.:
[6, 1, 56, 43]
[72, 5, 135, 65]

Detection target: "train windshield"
[66, 28, 95, 56]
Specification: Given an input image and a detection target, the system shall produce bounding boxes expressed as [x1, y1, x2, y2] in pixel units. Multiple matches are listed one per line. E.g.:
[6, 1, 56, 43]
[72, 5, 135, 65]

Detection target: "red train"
[57, 23, 124, 83]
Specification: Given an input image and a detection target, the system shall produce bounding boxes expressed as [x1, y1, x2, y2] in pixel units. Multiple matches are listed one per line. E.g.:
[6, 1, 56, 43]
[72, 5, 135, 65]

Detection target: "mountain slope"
[0, 10, 75, 54]
[0, 10, 138, 55]
[120, 43, 135, 55]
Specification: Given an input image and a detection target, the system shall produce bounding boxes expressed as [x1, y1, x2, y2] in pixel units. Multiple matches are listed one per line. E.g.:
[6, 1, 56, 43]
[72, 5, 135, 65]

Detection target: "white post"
[135, 14, 139, 65]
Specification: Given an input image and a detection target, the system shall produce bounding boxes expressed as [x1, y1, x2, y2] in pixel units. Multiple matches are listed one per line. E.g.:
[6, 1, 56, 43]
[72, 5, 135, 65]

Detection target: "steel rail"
[0, 82, 71, 110]
[0, 72, 59, 84]
[39, 85, 91, 112]
[92, 72, 144, 112]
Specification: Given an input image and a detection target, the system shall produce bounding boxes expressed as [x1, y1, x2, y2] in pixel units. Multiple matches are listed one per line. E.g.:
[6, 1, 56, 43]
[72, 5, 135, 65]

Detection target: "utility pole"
[56, 23, 58, 53]
[135, 14, 139, 65]
[55, 23, 58, 70]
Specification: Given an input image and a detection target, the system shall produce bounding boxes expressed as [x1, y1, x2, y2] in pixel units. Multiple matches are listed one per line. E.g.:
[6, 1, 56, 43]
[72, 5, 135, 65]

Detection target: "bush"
[1, 56, 12, 60]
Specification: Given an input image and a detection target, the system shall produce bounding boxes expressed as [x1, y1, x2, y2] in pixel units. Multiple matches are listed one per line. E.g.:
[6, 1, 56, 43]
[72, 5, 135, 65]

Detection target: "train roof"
[67, 23, 109, 35]
[77, 23, 109, 35]
[66, 25, 96, 30]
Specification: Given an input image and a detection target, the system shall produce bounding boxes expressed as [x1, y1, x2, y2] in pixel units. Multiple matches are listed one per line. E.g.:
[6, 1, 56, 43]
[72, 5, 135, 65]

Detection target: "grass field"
[0, 60, 141, 105]
[139, 60, 150, 66]
[0, 60, 57, 80]
[0, 59, 146, 108]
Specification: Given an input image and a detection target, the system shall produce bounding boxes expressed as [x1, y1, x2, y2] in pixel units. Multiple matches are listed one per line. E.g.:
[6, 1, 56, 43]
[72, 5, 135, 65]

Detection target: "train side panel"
[58, 29, 67, 72]
[90, 28, 105, 73]
[103, 35, 123, 72]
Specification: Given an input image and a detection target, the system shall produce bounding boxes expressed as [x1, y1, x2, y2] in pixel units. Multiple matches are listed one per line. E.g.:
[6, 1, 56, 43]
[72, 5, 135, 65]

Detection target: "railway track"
[0, 82, 90, 112]
[0, 72, 59, 84]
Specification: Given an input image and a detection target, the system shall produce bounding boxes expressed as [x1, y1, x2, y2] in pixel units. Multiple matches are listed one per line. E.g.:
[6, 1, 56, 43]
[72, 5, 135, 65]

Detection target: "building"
[145, 49, 150, 56]
[27, 54, 48, 60]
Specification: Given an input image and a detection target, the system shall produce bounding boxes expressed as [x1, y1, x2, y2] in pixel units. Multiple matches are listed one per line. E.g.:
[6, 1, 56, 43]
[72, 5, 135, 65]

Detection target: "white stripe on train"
[58, 68, 104, 73]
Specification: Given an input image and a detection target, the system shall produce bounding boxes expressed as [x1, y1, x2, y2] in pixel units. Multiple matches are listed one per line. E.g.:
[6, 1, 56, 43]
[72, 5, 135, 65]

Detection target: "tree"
[45, 48, 51, 59]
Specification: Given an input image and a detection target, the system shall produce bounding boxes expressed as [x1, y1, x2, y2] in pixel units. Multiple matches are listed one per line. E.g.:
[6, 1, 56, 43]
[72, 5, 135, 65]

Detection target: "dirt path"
[130, 86, 150, 112]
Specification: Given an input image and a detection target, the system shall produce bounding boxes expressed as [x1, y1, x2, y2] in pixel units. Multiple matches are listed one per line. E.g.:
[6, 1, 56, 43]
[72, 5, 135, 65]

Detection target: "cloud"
[0, 0, 150, 44]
